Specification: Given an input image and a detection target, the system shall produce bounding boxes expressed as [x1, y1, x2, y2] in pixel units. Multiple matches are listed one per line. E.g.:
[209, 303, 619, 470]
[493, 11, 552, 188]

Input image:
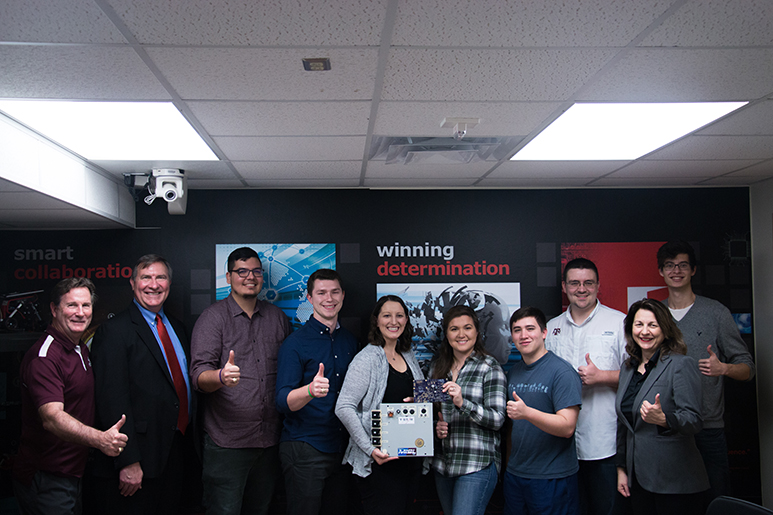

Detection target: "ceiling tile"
[213, 136, 366, 160]
[697, 101, 773, 136]
[186, 179, 249, 189]
[110, 0, 388, 46]
[392, 0, 672, 47]
[477, 178, 592, 188]
[725, 160, 773, 177]
[0, 0, 126, 43]
[147, 47, 378, 101]
[590, 177, 711, 187]
[639, 0, 773, 47]
[244, 178, 361, 188]
[490, 161, 626, 178]
[2, 0, 773, 223]
[234, 161, 361, 179]
[699, 176, 766, 186]
[190, 101, 371, 136]
[0, 46, 170, 99]
[381, 48, 617, 101]
[646, 135, 773, 161]
[579, 48, 773, 101]
[612, 160, 761, 178]
[364, 178, 478, 188]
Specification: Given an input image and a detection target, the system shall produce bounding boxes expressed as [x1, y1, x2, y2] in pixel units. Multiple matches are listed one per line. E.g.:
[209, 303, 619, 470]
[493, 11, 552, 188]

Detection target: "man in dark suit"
[91, 254, 194, 514]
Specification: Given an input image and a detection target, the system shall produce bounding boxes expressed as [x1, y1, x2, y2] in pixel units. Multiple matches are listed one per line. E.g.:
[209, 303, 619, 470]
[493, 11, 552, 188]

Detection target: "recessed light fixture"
[511, 102, 748, 161]
[0, 100, 218, 161]
[302, 58, 331, 71]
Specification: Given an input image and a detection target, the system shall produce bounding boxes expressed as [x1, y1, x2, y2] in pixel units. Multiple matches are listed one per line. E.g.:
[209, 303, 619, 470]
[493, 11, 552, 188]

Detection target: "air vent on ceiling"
[369, 136, 522, 165]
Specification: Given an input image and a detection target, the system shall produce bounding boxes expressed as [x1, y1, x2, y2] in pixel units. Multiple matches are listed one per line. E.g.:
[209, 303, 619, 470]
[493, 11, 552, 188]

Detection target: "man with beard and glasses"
[191, 247, 291, 515]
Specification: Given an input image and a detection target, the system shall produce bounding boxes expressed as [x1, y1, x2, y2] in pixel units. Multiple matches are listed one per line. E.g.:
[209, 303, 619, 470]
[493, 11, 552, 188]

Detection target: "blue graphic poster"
[216, 243, 336, 330]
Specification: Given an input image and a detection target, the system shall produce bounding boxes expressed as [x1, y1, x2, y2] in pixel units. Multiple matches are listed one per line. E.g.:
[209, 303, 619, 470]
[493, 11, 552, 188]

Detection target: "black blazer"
[91, 302, 194, 478]
[615, 352, 709, 494]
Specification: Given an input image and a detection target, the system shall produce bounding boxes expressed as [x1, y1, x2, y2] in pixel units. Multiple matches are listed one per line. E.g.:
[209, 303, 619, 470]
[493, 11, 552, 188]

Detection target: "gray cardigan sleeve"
[335, 345, 427, 477]
[715, 304, 755, 379]
[335, 348, 380, 459]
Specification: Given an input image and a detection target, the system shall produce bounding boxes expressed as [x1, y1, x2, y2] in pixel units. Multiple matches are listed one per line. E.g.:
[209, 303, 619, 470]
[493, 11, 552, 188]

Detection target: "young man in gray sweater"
[657, 241, 755, 503]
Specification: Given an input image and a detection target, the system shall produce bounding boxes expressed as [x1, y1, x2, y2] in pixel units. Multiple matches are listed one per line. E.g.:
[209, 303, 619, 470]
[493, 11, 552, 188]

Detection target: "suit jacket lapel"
[618, 366, 636, 433]
[632, 353, 672, 429]
[129, 303, 175, 386]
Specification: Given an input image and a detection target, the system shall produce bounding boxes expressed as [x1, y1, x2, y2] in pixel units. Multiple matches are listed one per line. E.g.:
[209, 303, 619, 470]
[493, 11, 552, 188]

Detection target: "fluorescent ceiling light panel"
[511, 102, 747, 161]
[0, 100, 218, 160]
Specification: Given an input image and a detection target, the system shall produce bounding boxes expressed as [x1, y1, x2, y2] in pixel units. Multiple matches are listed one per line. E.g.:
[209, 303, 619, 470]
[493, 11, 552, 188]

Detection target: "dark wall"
[0, 186, 759, 500]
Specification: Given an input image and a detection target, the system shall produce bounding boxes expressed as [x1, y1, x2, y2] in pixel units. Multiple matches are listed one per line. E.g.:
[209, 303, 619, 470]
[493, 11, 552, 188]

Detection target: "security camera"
[453, 128, 467, 141]
[152, 169, 185, 203]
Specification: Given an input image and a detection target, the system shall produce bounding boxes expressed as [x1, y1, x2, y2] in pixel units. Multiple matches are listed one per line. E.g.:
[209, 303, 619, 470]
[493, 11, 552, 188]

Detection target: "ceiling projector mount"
[441, 117, 480, 141]
[123, 168, 187, 215]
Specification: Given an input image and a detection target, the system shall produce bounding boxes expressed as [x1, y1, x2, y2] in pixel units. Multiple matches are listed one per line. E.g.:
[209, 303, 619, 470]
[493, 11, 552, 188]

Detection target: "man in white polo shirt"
[546, 258, 627, 515]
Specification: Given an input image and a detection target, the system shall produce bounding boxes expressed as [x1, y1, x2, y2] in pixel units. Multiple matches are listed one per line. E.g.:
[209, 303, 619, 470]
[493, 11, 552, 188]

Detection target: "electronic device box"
[370, 402, 434, 457]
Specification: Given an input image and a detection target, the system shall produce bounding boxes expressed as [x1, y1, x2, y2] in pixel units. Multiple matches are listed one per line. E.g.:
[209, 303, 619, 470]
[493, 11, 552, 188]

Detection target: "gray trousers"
[14, 471, 81, 515]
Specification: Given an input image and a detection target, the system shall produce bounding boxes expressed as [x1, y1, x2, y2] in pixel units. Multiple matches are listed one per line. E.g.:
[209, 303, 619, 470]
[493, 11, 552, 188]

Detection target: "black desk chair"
[707, 496, 773, 515]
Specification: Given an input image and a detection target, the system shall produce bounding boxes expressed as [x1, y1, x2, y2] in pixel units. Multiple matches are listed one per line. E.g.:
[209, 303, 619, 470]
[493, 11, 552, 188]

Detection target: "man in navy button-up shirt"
[276, 269, 357, 515]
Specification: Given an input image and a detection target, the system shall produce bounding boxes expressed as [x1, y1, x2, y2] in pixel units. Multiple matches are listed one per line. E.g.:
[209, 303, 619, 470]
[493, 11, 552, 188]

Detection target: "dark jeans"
[279, 441, 350, 515]
[694, 427, 731, 503]
[14, 471, 82, 515]
[578, 457, 618, 515]
[202, 434, 280, 515]
[503, 471, 579, 515]
[355, 458, 422, 515]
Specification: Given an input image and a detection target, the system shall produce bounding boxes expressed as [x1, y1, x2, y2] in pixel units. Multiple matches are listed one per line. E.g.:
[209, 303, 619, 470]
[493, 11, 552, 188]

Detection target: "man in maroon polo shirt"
[13, 278, 127, 515]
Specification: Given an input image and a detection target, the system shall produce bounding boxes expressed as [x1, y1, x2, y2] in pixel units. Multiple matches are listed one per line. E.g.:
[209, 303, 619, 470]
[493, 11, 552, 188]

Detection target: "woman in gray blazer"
[335, 295, 427, 515]
[616, 299, 709, 515]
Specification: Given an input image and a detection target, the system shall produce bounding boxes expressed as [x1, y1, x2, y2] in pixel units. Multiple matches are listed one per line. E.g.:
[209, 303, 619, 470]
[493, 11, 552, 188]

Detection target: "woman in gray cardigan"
[335, 295, 426, 515]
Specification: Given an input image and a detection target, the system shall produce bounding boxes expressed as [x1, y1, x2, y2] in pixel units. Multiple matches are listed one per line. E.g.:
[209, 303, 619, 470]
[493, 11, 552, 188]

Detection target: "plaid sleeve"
[459, 359, 506, 430]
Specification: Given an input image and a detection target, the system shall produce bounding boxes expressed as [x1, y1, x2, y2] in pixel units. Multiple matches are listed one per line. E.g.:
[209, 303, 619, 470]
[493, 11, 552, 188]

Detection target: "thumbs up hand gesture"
[699, 345, 726, 377]
[100, 414, 129, 457]
[222, 350, 240, 387]
[507, 390, 530, 420]
[309, 363, 329, 398]
[640, 393, 667, 427]
[578, 353, 601, 385]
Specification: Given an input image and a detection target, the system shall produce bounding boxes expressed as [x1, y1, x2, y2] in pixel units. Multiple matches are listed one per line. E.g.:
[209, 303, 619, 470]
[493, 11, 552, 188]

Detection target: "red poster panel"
[560, 242, 668, 314]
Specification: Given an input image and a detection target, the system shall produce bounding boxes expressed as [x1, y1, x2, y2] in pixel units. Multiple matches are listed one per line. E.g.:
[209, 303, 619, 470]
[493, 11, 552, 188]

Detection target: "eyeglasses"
[565, 280, 597, 289]
[663, 262, 691, 272]
[230, 268, 263, 278]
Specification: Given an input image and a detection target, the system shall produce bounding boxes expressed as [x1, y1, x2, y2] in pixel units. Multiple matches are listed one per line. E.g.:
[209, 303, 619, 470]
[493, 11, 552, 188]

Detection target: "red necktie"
[156, 314, 189, 435]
